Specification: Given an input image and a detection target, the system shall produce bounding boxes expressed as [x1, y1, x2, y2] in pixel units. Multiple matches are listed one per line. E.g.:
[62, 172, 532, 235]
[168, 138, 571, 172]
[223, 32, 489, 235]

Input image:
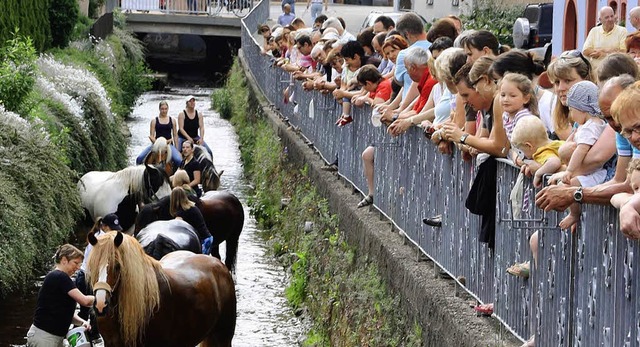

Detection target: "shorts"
[576, 168, 607, 188]
[26, 325, 64, 347]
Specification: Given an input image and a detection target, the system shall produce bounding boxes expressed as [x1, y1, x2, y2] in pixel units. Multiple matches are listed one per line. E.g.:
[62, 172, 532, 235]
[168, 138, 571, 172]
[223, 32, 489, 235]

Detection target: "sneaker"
[422, 214, 442, 227]
[321, 163, 338, 172]
[357, 195, 373, 208]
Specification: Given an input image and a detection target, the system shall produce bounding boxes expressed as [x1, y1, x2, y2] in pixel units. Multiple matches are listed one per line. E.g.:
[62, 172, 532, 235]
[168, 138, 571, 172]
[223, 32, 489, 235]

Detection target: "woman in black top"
[26, 244, 95, 347]
[180, 140, 203, 197]
[170, 186, 213, 254]
[178, 96, 213, 157]
[136, 100, 182, 168]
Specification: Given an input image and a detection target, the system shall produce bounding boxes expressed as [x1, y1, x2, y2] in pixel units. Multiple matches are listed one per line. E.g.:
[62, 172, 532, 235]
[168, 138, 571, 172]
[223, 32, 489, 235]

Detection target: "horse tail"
[145, 234, 181, 261]
[224, 195, 244, 274]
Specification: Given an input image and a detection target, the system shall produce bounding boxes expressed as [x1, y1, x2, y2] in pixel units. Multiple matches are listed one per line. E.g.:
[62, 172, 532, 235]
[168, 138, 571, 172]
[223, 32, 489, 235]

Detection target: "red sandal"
[336, 115, 353, 127]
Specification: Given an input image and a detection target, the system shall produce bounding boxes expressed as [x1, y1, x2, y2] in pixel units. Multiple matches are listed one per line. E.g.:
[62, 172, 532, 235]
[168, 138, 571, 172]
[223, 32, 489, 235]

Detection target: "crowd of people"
[259, 4, 640, 346]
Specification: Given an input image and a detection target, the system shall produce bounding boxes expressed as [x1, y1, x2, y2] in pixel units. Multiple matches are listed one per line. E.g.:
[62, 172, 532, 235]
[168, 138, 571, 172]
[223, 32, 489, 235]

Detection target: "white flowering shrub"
[0, 105, 82, 296]
[37, 54, 113, 120]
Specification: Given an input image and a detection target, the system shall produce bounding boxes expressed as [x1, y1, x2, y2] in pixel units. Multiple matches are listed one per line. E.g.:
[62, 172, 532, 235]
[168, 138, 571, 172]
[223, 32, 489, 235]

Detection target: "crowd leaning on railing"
[256, 4, 640, 346]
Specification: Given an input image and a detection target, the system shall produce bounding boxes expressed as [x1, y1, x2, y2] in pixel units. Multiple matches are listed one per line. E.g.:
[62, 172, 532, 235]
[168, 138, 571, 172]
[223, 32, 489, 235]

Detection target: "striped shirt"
[503, 108, 534, 141]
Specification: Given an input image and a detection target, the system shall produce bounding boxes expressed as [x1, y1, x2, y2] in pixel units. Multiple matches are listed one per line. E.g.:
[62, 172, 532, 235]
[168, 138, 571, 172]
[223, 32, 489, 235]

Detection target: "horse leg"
[210, 242, 221, 260]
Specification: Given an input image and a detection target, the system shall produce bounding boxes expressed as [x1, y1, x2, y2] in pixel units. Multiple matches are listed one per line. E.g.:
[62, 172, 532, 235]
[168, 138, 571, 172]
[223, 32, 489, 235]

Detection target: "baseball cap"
[185, 95, 196, 103]
[102, 213, 123, 231]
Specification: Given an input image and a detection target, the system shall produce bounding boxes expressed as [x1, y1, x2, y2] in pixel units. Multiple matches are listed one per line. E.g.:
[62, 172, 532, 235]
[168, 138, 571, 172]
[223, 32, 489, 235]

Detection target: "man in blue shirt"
[278, 4, 296, 26]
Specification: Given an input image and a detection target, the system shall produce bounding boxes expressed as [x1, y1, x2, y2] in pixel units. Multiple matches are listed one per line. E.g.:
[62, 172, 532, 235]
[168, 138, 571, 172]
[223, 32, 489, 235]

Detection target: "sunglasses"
[560, 50, 591, 70]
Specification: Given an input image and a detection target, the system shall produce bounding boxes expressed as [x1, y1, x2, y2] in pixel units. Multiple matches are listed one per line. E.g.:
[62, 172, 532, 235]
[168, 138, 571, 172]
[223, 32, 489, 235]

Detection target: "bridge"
[104, 0, 252, 37]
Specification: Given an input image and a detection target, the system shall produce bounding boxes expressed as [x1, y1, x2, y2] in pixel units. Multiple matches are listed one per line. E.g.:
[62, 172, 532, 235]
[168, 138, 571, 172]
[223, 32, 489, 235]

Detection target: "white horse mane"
[111, 166, 147, 198]
[152, 137, 170, 162]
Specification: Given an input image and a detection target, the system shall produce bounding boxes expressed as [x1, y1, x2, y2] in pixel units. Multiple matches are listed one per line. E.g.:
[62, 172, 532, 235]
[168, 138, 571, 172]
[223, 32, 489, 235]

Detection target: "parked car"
[512, 3, 553, 49]
[360, 10, 427, 32]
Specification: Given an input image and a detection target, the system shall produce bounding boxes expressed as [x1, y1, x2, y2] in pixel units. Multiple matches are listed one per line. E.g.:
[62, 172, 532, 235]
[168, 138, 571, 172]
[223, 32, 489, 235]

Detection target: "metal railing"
[240, 5, 640, 345]
[114, 0, 255, 16]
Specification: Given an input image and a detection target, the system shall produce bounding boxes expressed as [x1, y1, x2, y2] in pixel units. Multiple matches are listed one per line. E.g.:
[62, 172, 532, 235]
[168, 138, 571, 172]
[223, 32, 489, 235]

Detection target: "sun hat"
[102, 213, 123, 231]
[567, 80, 602, 117]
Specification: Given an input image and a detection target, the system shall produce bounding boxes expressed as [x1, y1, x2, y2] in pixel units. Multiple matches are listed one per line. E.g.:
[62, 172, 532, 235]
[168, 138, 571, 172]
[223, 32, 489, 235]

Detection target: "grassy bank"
[214, 59, 423, 346]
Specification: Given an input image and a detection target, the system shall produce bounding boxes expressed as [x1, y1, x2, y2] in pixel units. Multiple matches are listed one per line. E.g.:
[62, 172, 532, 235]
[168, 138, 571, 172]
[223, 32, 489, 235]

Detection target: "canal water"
[0, 89, 304, 346]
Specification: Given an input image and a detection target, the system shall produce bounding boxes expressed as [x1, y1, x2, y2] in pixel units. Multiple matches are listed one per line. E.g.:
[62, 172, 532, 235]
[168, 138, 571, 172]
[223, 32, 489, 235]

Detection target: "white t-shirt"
[538, 90, 555, 134]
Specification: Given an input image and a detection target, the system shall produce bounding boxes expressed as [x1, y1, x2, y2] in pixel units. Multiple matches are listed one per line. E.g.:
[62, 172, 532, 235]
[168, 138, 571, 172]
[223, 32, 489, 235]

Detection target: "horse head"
[142, 164, 172, 203]
[193, 145, 223, 192]
[134, 196, 171, 235]
[87, 231, 163, 346]
[144, 137, 173, 176]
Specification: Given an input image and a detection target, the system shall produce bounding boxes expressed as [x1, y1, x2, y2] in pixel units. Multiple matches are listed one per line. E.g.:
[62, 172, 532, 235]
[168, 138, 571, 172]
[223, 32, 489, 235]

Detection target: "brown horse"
[87, 231, 236, 347]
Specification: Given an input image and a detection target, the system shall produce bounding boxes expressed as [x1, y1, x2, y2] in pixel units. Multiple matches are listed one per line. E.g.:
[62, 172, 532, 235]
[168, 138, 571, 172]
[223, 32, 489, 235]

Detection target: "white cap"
[185, 95, 196, 103]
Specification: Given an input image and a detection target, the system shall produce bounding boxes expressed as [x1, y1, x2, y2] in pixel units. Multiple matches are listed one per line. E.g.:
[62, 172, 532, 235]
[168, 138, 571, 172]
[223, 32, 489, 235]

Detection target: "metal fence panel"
[240, 7, 640, 344]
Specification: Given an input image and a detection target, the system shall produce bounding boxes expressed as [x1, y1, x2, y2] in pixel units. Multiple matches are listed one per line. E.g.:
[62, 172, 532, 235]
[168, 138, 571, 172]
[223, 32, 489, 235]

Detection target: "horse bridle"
[144, 168, 163, 203]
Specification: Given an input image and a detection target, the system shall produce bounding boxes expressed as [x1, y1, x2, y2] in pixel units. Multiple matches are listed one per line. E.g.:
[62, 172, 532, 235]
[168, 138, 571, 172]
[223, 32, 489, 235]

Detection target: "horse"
[135, 219, 201, 260]
[134, 190, 244, 273]
[78, 164, 172, 232]
[193, 145, 224, 192]
[143, 137, 173, 176]
[87, 231, 236, 347]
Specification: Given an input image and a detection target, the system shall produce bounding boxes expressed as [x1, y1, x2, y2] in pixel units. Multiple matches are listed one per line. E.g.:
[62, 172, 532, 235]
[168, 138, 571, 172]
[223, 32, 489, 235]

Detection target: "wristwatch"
[392, 114, 399, 122]
[573, 187, 583, 203]
[460, 133, 469, 144]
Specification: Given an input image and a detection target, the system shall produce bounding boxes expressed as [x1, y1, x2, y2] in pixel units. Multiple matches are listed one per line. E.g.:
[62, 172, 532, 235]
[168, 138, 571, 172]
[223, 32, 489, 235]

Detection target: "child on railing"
[333, 41, 372, 127]
[508, 116, 564, 277]
[498, 73, 539, 159]
[548, 81, 609, 229]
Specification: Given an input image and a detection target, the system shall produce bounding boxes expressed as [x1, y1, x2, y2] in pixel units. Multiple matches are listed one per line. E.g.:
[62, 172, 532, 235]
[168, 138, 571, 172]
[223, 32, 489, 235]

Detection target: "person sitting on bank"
[136, 100, 183, 168]
[27, 244, 95, 347]
[170, 186, 213, 255]
[178, 96, 212, 158]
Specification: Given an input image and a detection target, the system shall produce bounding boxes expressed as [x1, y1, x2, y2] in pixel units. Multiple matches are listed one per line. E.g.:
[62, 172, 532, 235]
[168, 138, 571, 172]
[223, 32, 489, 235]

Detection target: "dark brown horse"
[134, 190, 244, 273]
[87, 231, 236, 347]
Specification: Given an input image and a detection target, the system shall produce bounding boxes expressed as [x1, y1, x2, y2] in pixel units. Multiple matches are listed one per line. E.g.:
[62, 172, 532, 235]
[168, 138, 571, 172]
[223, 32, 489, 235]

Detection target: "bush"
[0, 0, 51, 51]
[0, 31, 37, 114]
[460, 0, 521, 46]
[211, 88, 232, 120]
[49, 0, 79, 48]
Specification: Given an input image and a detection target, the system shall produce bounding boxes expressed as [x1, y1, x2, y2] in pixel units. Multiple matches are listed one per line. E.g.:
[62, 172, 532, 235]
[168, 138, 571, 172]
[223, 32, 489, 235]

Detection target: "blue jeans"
[179, 136, 213, 158]
[187, 0, 197, 11]
[136, 143, 182, 168]
[310, 2, 323, 21]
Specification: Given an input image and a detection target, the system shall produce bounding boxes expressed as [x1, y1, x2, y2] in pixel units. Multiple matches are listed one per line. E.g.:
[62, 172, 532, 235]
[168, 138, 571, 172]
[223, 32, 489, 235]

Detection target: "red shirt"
[368, 78, 392, 102]
[412, 69, 438, 112]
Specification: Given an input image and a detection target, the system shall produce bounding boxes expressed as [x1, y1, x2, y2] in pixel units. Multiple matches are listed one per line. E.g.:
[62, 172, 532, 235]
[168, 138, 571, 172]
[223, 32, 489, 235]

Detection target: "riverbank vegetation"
[217, 59, 423, 346]
[0, 3, 151, 296]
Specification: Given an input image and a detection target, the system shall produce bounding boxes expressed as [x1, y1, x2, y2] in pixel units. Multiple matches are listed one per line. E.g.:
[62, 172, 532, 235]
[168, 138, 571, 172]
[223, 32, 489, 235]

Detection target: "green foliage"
[286, 252, 309, 309]
[211, 88, 233, 120]
[0, 31, 37, 114]
[88, 0, 107, 18]
[49, 0, 79, 48]
[70, 15, 94, 43]
[0, 0, 51, 52]
[0, 110, 83, 296]
[460, 0, 521, 46]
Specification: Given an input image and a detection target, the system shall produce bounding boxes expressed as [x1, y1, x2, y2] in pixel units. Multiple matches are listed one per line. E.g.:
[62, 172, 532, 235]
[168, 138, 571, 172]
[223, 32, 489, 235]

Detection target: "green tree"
[49, 0, 79, 48]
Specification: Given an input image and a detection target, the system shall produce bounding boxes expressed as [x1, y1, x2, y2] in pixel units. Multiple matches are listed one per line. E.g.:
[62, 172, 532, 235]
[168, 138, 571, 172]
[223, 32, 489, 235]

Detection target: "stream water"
[0, 89, 304, 347]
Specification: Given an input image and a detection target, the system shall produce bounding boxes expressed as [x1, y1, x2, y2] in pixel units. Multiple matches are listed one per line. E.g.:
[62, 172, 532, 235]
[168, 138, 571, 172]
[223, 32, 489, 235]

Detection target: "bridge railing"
[115, 0, 254, 16]
[240, 6, 640, 345]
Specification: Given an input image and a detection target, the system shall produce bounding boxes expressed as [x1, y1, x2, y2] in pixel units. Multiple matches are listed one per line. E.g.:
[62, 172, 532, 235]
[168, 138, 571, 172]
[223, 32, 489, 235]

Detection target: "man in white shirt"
[629, 7, 640, 31]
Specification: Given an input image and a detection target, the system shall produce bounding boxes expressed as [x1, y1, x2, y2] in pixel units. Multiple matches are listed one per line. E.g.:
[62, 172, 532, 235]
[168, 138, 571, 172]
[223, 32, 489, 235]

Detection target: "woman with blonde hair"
[170, 187, 213, 254]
